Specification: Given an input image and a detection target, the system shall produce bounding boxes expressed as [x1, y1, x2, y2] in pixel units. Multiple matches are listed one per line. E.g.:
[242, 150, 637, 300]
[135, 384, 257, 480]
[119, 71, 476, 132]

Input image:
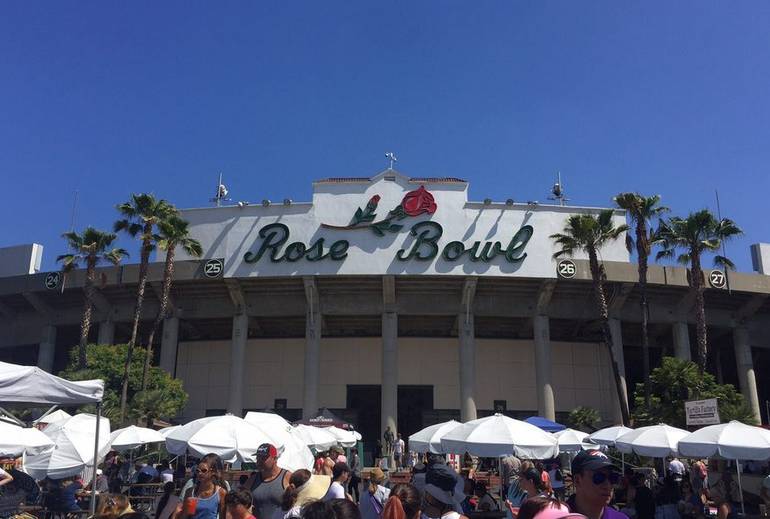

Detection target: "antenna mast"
[211, 173, 230, 207]
[548, 171, 569, 206]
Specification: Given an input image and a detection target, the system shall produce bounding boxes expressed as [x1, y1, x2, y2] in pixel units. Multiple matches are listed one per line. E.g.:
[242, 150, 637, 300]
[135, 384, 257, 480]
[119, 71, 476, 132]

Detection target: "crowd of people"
[2, 440, 770, 519]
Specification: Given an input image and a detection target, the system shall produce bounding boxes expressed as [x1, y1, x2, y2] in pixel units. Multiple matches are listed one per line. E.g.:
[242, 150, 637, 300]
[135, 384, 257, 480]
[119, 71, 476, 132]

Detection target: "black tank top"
[251, 469, 287, 519]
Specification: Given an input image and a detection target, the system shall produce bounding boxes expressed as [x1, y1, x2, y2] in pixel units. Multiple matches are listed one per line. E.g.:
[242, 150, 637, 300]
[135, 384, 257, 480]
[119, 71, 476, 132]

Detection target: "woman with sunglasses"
[176, 454, 227, 519]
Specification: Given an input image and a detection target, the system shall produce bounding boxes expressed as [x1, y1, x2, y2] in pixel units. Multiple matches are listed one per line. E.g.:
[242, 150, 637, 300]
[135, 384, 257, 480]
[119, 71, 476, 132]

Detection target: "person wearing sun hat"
[359, 467, 390, 519]
[566, 450, 628, 519]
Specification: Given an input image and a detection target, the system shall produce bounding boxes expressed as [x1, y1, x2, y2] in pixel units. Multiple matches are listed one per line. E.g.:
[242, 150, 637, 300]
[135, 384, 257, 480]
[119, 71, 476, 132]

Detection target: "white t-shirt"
[394, 439, 405, 455]
[161, 469, 174, 483]
[668, 459, 685, 475]
[323, 481, 346, 501]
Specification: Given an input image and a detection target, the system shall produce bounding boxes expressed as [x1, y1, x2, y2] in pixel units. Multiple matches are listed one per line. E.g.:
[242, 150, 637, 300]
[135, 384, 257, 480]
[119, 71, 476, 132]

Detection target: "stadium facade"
[1, 170, 768, 451]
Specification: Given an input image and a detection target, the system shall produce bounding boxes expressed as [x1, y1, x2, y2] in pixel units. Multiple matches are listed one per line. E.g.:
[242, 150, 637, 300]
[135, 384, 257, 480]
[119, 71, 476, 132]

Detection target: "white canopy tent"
[408, 420, 462, 454]
[678, 421, 770, 515]
[0, 361, 105, 516]
[0, 421, 55, 457]
[109, 425, 165, 451]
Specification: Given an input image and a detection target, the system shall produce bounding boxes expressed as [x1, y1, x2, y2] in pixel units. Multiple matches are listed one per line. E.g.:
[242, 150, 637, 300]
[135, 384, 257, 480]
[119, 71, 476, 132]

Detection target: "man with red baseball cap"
[567, 450, 628, 519]
[244, 443, 292, 519]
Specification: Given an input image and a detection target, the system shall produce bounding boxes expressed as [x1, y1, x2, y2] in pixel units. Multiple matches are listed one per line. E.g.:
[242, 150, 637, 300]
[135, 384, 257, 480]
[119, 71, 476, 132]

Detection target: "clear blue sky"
[2, 2, 769, 272]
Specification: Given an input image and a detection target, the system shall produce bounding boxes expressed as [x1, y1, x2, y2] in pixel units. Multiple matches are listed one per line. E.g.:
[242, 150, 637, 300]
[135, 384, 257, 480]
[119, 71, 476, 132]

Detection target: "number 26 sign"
[557, 259, 576, 279]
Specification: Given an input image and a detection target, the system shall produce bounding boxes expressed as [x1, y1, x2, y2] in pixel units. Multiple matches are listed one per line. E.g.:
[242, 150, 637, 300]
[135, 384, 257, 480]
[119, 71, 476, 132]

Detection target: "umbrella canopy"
[588, 425, 634, 446]
[441, 413, 559, 459]
[244, 413, 315, 472]
[409, 420, 462, 454]
[326, 426, 359, 448]
[109, 426, 165, 451]
[36, 409, 72, 425]
[678, 421, 770, 460]
[616, 424, 689, 458]
[553, 428, 593, 452]
[244, 411, 293, 430]
[166, 415, 313, 470]
[25, 413, 111, 481]
[293, 424, 338, 451]
[158, 425, 181, 438]
[0, 421, 55, 457]
[0, 361, 103, 405]
[525, 416, 566, 433]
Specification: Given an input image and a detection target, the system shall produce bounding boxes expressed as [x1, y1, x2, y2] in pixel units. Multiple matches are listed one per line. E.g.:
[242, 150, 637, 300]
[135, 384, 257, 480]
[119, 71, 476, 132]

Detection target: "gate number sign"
[709, 270, 727, 289]
[557, 259, 576, 279]
[203, 259, 224, 278]
[44, 272, 61, 290]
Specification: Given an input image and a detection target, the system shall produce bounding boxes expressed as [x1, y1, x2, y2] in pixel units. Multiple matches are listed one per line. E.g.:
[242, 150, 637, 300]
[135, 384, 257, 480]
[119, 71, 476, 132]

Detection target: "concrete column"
[228, 313, 248, 417]
[459, 313, 477, 422]
[609, 318, 629, 425]
[673, 322, 691, 361]
[159, 317, 179, 376]
[37, 325, 56, 372]
[733, 326, 761, 423]
[533, 315, 555, 421]
[381, 312, 398, 442]
[97, 320, 115, 345]
[303, 310, 321, 419]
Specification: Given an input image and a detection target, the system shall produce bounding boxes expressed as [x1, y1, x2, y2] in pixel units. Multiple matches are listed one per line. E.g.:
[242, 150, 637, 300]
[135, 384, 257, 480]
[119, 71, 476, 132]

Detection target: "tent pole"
[736, 460, 745, 515]
[90, 402, 102, 517]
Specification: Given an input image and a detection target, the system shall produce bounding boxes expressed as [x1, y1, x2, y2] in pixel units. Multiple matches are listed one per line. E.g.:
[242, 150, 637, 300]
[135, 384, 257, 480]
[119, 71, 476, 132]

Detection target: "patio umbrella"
[553, 428, 593, 452]
[35, 409, 72, 425]
[244, 411, 293, 430]
[158, 425, 181, 438]
[292, 424, 338, 451]
[678, 420, 770, 515]
[441, 413, 559, 459]
[245, 412, 315, 471]
[326, 426, 360, 448]
[0, 421, 55, 457]
[615, 424, 689, 458]
[525, 416, 566, 433]
[588, 425, 634, 446]
[25, 413, 111, 482]
[109, 425, 165, 451]
[408, 420, 462, 454]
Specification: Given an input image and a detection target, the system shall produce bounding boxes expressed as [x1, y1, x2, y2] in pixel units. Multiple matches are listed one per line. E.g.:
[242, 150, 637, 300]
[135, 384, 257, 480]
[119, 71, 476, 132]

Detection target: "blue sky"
[2, 2, 769, 271]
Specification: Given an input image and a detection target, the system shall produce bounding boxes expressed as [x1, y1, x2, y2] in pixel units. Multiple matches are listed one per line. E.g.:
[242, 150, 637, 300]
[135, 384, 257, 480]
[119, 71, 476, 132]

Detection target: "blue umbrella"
[524, 416, 566, 433]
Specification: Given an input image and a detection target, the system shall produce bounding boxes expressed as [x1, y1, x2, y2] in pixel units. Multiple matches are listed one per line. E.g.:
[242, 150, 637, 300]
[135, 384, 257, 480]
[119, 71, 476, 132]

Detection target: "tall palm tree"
[141, 215, 203, 390]
[614, 193, 669, 406]
[57, 227, 128, 369]
[115, 194, 177, 423]
[551, 210, 631, 425]
[654, 209, 742, 373]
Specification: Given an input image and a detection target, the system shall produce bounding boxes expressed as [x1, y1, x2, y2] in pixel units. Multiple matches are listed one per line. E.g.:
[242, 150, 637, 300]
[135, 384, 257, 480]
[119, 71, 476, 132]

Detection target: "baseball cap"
[571, 449, 619, 474]
[256, 443, 278, 458]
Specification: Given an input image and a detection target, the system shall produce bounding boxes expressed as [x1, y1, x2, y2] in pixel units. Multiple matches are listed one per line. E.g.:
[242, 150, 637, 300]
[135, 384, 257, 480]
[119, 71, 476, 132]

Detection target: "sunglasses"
[592, 472, 620, 485]
[196, 467, 211, 474]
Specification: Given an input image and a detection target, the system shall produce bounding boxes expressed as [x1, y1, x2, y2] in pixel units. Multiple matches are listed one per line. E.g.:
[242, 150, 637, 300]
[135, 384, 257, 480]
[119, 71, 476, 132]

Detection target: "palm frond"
[713, 255, 736, 270]
[655, 249, 675, 262]
[676, 253, 691, 266]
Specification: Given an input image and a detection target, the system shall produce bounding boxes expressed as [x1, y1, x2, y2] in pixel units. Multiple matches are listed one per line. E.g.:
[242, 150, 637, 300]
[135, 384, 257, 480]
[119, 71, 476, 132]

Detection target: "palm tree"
[115, 194, 177, 423]
[57, 228, 128, 369]
[551, 210, 631, 425]
[654, 209, 742, 373]
[141, 215, 203, 390]
[614, 193, 669, 406]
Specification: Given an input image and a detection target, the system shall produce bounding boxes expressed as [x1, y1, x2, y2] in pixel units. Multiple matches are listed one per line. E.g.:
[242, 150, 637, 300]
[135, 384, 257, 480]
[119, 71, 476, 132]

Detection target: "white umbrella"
[678, 420, 770, 515]
[326, 426, 359, 448]
[36, 409, 72, 425]
[553, 428, 592, 452]
[441, 413, 559, 459]
[244, 413, 315, 472]
[293, 424, 338, 451]
[409, 420, 462, 454]
[0, 421, 55, 457]
[588, 425, 634, 446]
[109, 425, 165, 451]
[25, 413, 111, 481]
[616, 424, 689, 458]
[158, 425, 181, 438]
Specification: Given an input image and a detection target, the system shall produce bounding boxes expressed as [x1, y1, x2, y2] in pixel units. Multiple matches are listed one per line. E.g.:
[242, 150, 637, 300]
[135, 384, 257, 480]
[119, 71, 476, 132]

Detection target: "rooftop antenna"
[547, 171, 569, 206]
[210, 173, 230, 207]
[385, 152, 398, 170]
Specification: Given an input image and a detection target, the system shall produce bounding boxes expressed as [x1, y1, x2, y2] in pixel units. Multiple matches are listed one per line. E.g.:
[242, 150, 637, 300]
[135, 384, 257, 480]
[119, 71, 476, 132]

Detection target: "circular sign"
[557, 259, 576, 279]
[44, 272, 61, 290]
[203, 259, 224, 278]
[709, 270, 727, 289]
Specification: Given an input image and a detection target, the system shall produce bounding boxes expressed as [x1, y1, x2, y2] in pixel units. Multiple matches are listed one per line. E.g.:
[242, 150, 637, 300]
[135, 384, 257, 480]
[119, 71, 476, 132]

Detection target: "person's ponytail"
[383, 495, 406, 519]
[281, 483, 300, 511]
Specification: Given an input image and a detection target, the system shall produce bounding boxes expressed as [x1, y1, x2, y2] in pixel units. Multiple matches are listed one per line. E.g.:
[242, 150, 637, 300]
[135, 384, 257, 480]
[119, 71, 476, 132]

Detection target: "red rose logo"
[400, 186, 437, 216]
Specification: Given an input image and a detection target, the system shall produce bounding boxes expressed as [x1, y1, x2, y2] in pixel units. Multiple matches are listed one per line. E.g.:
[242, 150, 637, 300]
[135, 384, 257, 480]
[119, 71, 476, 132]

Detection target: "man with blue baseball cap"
[567, 450, 628, 519]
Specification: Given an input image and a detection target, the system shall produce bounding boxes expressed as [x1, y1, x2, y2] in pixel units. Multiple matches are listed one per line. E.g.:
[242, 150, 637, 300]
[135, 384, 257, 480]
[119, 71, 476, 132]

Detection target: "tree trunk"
[691, 250, 708, 373]
[635, 219, 651, 406]
[588, 248, 631, 426]
[141, 245, 176, 390]
[77, 257, 97, 369]
[120, 226, 153, 424]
